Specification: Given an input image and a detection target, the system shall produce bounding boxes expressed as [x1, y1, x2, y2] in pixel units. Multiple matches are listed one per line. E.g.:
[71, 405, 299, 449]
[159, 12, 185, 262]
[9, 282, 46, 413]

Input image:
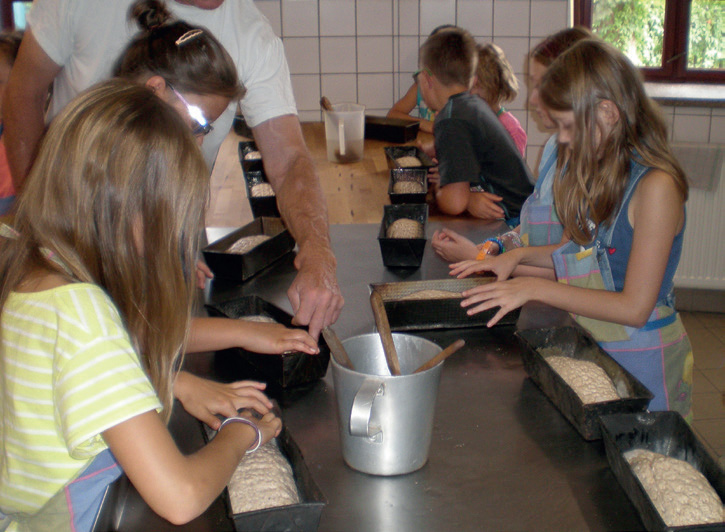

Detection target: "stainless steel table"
[101, 221, 644, 531]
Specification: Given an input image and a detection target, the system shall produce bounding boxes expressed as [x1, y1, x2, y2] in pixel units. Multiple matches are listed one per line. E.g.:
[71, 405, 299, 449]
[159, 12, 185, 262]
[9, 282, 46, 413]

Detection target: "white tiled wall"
[254, 0, 723, 169]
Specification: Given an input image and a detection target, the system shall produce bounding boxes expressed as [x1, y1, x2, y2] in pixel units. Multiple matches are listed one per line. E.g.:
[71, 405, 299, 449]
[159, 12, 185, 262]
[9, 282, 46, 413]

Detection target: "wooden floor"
[207, 124, 725, 467]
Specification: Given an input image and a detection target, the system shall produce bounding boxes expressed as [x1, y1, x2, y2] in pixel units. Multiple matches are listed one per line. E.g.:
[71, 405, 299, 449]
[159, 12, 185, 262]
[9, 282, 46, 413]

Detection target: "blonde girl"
[451, 39, 693, 420]
[0, 80, 281, 530]
[470, 42, 526, 156]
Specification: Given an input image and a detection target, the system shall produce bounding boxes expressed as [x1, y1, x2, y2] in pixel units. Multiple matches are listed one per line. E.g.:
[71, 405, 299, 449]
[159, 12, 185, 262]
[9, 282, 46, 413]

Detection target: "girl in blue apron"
[449, 39, 693, 420]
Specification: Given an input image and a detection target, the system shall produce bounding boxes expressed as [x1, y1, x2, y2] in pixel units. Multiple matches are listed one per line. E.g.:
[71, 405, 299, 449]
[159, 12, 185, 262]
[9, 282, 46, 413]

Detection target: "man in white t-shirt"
[4, 0, 343, 340]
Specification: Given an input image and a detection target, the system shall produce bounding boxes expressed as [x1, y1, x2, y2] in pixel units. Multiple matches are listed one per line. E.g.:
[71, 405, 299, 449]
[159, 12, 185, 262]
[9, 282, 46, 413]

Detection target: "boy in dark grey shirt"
[417, 27, 533, 223]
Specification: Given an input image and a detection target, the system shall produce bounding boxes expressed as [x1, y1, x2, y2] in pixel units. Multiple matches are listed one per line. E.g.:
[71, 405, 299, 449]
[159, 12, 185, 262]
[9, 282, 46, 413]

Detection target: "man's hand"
[252, 115, 344, 340]
[288, 242, 344, 341]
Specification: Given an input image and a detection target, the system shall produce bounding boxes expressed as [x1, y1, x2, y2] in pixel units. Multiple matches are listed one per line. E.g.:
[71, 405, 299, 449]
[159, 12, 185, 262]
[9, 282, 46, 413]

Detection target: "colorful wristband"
[476, 237, 504, 260]
[219, 416, 262, 454]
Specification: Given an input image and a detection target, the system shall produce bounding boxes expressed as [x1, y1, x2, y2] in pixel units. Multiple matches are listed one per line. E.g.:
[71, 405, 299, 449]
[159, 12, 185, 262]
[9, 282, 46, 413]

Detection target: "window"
[1, 0, 32, 30]
[575, 0, 724, 83]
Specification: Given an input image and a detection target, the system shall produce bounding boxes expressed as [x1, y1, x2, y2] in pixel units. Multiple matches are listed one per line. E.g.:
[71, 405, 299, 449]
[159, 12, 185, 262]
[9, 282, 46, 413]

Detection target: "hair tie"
[175, 29, 204, 46]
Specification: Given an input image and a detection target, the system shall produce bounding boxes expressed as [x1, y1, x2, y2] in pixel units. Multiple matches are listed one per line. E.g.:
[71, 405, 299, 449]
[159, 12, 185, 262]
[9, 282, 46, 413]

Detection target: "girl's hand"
[195, 260, 214, 289]
[460, 277, 537, 327]
[431, 228, 478, 262]
[427, 165, 440, 187]
[238, 409, 283, 447]
[174, 372, 273, 429]
[450, 250, 519, 281]
[241, 322, 319, 355]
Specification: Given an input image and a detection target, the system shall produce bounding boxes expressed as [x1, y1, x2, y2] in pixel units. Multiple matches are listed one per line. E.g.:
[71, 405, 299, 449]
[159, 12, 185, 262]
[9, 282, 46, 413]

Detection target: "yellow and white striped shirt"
[0, 283, 161, 516]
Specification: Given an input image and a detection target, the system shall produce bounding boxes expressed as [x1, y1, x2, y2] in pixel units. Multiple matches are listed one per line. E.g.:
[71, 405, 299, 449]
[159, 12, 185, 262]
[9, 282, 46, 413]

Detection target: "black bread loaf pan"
[600, 411, 725, 531]
[202, 218, 294, 282]
[515, 326, 653, 440]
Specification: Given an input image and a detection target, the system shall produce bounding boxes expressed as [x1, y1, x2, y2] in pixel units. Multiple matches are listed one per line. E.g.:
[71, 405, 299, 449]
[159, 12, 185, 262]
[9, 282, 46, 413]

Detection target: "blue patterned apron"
[0, 450, 121, 532]
[519, 135, 564, 247]
[551, 160, 693, 421]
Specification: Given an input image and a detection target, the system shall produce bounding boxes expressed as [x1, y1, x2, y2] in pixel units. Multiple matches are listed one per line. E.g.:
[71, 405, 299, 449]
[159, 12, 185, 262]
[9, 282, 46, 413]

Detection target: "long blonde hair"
[540, 39, 687, 244]
[0, 80, 209, 420]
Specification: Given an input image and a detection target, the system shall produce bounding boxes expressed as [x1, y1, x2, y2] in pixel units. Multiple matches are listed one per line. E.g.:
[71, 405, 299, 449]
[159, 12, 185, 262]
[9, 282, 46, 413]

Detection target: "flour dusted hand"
[228, 438, 300, 513]
[625, 449, 724, 527]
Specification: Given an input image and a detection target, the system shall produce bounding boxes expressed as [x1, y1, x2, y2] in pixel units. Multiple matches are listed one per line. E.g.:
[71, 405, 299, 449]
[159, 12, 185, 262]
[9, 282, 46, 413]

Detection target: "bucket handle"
[349, 378, 384, 441]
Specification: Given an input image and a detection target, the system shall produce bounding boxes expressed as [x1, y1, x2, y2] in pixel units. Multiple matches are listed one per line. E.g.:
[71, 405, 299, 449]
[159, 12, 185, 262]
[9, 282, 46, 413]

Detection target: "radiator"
[673, 144, 725, 290]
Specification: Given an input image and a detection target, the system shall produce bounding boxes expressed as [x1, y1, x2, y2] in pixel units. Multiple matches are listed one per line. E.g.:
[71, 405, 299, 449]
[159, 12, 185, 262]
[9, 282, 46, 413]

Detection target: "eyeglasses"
[412, 67, 432, 83]
[170, 85, 213, 137]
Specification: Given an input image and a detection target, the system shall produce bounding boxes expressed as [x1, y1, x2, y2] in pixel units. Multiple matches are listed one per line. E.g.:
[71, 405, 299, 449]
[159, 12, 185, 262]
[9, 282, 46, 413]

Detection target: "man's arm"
[251, 114, 344, 340]
[3, 29, 61, 191]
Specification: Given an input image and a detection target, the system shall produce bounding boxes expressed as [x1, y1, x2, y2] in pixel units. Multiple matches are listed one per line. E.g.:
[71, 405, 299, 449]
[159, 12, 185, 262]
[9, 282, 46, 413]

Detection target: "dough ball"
[544, 355, 619, 404]
[228, 438, 300, 514]
[386, 218, 424, 239]
[251, 183, 275, 197]
[625, 449, 724, 527]
[393, 181, 425, 194]
[244, 150, 262, 160]
[395, 156, 422, 167]
[227, 234, 271, 254]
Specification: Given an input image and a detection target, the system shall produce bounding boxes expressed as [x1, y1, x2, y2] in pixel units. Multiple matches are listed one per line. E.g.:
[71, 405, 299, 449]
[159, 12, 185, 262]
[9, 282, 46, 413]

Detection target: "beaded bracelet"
[476, 237, 504, 260]
[218, 416, 262, 454]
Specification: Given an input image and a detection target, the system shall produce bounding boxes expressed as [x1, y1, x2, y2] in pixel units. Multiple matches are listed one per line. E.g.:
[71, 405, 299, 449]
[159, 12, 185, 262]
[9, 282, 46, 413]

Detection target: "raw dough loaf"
[400, 289, 461, 300]
[624, 448, 724, 527]
[395, 156, 422, 167]
[393, 181, 425, 194]
[228, 438, 300, 514]
[544, 355, 619, 404]
[240, 315, 277, 323]
[244, 150, 262, 160]
[251, 183, 275, 197]
[386, 218, 423, 239]
[227, 234, 271, 254]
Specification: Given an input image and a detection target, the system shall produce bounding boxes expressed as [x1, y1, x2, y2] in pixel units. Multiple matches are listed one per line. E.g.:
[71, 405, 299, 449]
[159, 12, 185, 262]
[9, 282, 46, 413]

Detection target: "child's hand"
[431, 228, 478, 262]
[427, 164, 440, 187]
[195, 260, 214, 289]
[174, 372, 273, 429]
[450, 251, 518, 281]
[460, 277, 538, 327]
[241, 410, 283, 447]
[467, 191, 504, 220]
[240, 322, 320, 355]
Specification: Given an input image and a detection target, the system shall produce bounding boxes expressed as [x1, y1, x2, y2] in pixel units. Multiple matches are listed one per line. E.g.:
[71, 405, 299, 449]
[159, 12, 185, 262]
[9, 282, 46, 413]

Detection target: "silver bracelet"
[218, 416, 262, 454]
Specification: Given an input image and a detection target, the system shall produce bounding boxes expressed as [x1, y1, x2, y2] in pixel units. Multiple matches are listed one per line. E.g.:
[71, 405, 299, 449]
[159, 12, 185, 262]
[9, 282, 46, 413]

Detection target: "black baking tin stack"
[378, 146, 436, 269]
[239, 140, 279, 219]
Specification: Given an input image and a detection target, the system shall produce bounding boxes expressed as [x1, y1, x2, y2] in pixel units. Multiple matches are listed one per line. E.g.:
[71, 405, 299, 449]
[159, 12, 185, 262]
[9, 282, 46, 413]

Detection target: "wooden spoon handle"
[413, 339, 466, 374]
[369, 290, 401, 376]
[320, 96, 333, 111]
[322, 326, 355, 371]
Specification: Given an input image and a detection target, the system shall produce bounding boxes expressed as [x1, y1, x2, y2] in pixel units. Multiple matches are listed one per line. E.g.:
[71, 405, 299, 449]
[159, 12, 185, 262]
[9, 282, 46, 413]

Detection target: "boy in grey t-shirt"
[417, 27, 533, 224]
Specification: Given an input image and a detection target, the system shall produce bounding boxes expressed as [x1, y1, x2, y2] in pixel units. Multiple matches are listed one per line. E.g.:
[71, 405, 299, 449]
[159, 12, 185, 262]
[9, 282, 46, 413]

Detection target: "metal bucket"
[331, 333, 443, 476]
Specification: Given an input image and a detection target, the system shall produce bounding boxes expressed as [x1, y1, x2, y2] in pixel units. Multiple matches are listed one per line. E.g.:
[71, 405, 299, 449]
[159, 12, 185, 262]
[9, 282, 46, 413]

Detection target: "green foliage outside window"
[591, 0, 724, 71]
[689, 0, 725, 69]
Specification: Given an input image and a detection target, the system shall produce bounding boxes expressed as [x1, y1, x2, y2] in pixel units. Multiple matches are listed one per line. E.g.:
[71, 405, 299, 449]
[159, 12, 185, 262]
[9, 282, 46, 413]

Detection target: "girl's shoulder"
[9, 282, 124, 334]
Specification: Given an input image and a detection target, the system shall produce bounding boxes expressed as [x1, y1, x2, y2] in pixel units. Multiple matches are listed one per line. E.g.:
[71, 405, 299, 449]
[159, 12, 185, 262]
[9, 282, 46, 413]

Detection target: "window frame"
[575, 0, 724, 84]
